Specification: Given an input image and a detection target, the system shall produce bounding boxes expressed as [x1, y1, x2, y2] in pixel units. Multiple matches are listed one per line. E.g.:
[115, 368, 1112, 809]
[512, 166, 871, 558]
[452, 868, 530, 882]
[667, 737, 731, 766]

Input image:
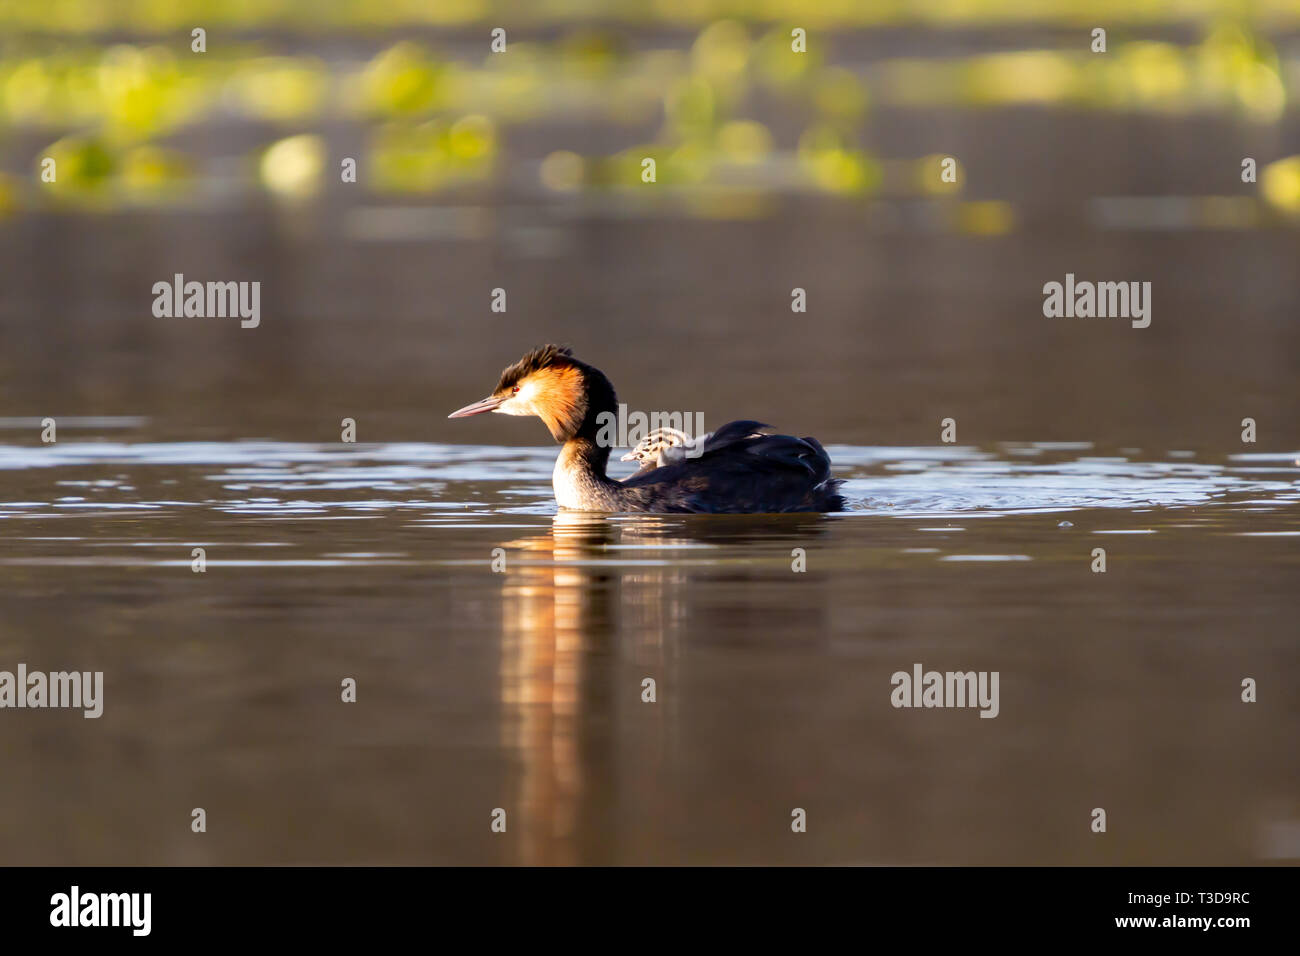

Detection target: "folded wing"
[620, 420, 844, 513]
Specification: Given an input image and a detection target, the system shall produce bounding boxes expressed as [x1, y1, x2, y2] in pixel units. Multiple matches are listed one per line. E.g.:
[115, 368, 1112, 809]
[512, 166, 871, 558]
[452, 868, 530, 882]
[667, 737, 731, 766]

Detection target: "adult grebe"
[448, 345, 845, 514]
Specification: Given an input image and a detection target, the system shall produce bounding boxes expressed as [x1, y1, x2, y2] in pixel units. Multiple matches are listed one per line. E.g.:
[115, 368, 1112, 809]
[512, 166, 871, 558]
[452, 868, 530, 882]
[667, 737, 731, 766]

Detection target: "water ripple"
[0, 441, 1296, 517]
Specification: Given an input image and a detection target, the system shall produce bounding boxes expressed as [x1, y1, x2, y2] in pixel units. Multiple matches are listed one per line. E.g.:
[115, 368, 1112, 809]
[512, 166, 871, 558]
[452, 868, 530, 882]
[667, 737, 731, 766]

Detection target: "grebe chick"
[620, 426, 696, 473]
[448, 345, 845, 514]
[620, 423, 771, 475]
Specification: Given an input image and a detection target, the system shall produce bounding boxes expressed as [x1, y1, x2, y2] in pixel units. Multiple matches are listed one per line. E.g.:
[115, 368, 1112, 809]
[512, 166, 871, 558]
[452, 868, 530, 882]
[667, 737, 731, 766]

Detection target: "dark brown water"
[2, 210, 1298, 863]
[0, 435, 1296, 864]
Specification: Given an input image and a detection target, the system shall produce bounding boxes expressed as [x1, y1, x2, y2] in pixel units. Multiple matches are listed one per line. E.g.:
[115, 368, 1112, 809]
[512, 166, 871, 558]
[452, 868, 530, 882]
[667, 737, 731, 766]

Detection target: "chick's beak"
[619, 450, 638, 461]
[447, 395, 504, 418]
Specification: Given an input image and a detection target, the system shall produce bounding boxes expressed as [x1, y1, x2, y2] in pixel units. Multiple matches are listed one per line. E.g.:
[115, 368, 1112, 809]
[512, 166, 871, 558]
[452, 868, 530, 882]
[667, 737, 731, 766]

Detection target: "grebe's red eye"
[511, 385, 520, 394]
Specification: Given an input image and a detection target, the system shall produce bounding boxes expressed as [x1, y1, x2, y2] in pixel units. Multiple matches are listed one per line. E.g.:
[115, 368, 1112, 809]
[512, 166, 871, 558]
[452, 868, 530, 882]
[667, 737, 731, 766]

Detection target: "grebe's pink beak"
[447, 395, 504, 418]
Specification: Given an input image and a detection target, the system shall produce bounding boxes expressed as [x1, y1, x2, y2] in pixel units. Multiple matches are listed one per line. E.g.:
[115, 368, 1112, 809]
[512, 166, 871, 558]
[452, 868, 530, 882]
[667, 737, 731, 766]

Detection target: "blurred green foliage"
[0, 12, 1294, 219]
[2, 0, 1298, 31]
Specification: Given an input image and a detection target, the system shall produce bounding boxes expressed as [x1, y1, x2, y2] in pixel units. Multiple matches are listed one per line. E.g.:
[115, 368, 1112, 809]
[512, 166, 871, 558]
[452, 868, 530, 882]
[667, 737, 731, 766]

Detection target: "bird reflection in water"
[495, 511, 832, 864]
[497, 513, 608, 864]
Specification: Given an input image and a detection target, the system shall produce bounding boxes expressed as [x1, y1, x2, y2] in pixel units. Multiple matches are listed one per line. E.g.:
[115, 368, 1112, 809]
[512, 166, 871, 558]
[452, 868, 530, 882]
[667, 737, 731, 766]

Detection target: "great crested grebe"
[448, 345, 845, 514]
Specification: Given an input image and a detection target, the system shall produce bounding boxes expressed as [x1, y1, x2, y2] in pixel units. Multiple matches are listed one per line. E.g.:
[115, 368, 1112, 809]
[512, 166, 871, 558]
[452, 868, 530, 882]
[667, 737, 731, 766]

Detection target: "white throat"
[552, 452, 585, 510]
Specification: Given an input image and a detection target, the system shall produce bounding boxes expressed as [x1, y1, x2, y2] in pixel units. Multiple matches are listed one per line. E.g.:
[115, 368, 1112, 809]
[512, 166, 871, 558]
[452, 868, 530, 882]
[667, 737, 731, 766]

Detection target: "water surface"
[1, 438, 1296, 864]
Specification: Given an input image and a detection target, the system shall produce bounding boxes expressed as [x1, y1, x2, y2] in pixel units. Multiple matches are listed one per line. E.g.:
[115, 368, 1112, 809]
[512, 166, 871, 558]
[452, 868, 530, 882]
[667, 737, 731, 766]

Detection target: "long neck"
[559, 435, 613, 480]
[553, 368, 624, 510]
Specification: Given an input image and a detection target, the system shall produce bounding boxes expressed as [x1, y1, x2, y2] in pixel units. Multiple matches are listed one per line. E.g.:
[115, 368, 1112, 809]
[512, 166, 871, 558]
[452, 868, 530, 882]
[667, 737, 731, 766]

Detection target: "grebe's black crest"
[449, 346, 845, 514]
[494, 344, 575, 393]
